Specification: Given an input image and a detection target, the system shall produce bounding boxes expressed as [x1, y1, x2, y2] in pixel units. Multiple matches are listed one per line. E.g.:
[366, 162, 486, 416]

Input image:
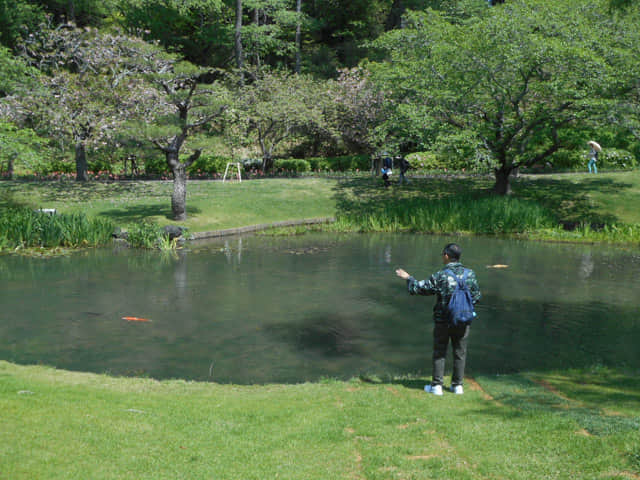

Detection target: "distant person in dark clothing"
[397, 155, 411, 185]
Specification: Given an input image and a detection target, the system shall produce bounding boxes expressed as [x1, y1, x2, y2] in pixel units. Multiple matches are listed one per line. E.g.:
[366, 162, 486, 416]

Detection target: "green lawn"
[1, 361, 638, 479]
[1, 171, 640, 237]
[0, 178, 338, 234]
[514, 170, 640, 225]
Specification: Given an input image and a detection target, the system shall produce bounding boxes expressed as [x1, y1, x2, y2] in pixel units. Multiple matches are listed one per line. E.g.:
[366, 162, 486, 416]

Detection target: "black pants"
[432, 322, 470, 387]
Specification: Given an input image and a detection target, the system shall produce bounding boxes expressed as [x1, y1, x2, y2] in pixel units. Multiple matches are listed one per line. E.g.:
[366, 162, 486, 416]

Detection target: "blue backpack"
[444, 268, 476, 326]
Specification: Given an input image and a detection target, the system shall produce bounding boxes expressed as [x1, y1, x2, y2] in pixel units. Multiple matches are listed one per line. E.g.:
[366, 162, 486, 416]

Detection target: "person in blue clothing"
[587, 141, 601, 174]
[395, 243, 481, 396]
[381, 156, 393, 188]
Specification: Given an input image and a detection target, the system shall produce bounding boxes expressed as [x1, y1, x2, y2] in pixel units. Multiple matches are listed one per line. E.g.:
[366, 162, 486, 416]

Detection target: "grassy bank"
[330, 171, 640, 243]
[1, 361, 638, 479]
[0, 178, 337, 234]
[1, 171, 640, 245]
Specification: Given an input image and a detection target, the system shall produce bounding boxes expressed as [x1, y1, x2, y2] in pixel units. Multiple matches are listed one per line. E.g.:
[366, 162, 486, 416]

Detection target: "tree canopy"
[370, 0, 640, 193]
[1, 0, 640, 200]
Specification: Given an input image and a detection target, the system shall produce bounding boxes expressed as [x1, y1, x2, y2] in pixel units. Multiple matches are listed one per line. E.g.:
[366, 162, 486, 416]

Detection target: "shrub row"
[550, 148, 637, 170]
[144, 154, 370, 175]
[16, 149, 638, 179]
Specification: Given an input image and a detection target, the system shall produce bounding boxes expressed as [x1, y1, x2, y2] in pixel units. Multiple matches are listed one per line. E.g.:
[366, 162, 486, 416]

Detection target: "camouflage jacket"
[406, 262, 481, 323]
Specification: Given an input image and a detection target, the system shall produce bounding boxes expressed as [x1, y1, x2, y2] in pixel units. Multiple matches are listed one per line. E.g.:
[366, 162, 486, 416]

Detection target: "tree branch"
[183, 148, 202, 168]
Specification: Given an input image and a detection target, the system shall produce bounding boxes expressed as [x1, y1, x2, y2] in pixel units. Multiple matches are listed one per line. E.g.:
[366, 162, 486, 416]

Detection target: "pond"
[1, 233, 639, 384]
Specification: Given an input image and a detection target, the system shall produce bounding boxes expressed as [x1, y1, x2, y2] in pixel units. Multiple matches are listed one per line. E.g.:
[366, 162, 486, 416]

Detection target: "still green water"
[1, 233, 638, 383]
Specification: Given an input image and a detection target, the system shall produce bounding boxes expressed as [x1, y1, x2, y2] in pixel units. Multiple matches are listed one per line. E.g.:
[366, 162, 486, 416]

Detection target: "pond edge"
[188, 217, 336, 240]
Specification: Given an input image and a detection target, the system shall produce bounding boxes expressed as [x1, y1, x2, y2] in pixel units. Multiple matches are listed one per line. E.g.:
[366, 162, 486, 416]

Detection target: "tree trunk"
[254, 8, 261, 69]
[7, 153, 16, 180]
[493, 166, 513, 195]
[262, 154, 273, 172]
[235, 0, 244, 83]
[75, 142, 88, 181]
[67, 0, 76, 23]
[295, 0, 302, 74]
[166, 149, 188, 220]
[386, 0, 404, 30]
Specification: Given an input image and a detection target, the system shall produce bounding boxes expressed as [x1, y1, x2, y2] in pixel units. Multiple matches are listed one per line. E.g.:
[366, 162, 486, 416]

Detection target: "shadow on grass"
[331, 176, 490, 219]
[99, 204, 202, 223]
[471, 373, 640, 435]
[513, 176, 634, 224]
[332, 175, 635, 225]
[0, 180, 170, 205]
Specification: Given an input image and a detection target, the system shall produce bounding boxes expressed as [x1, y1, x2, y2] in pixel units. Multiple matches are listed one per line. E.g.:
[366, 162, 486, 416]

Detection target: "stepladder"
[222, 162, 242, 183]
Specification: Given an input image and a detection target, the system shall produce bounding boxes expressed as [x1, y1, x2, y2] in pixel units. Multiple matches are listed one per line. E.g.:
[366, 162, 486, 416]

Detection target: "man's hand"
[395, 268, 411, 280]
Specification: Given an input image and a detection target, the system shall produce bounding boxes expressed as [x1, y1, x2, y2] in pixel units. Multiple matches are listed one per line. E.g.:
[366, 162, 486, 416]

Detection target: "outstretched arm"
[395, 268, 411, 279]
[396, 268, 436, 296]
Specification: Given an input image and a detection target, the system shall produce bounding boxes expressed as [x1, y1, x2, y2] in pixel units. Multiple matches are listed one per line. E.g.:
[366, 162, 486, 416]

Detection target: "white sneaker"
[450, 385, 464, 395]
[424, 384, 443, 396]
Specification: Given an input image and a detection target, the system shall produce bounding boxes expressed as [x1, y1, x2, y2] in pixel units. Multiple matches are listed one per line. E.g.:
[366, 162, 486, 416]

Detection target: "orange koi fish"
[122, 316, 152, 322]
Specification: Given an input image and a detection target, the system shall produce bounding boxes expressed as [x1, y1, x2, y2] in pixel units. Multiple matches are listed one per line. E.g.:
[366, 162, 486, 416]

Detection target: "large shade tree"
[371, 0, 640, 194]
[141, 61, 229, 221]
[4, 25, 162, 181]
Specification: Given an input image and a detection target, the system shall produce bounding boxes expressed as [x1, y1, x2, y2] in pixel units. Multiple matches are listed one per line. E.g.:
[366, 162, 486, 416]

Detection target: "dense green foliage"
[117, 0, 229, 66]
[0, 45, 38, 96]
[1, 0, 639, 199]
[0, 121, 50, 177]
[0, 0, 44, 50]
[369, 0, 640, 193]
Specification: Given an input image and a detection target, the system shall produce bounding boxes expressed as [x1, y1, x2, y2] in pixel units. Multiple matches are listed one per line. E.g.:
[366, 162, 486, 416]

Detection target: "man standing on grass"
[397, 155, 411, 185]
[395, 243, 481, 395]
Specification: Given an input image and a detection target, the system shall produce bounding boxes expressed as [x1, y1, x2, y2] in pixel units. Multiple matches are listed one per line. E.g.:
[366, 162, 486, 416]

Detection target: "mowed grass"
[331, 170, 640, 227]
[1, 361, 639, 479]
[0, 178, 338, 234]
[513, 170, 640, 225]
[1, 171, 640, 238]
[1, 171, 640, 252]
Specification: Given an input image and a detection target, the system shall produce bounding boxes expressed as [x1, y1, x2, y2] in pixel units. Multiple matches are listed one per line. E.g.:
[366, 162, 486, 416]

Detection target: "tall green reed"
[536, 222, 640, 244]
[338, 194, 556, 234]
[0, 208, 114, 249]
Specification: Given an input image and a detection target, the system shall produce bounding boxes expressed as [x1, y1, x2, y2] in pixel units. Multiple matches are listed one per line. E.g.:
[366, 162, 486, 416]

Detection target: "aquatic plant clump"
[0, 208, 114, 250]
[125, 221, 182, 250]
[339, 195, 556, 234]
